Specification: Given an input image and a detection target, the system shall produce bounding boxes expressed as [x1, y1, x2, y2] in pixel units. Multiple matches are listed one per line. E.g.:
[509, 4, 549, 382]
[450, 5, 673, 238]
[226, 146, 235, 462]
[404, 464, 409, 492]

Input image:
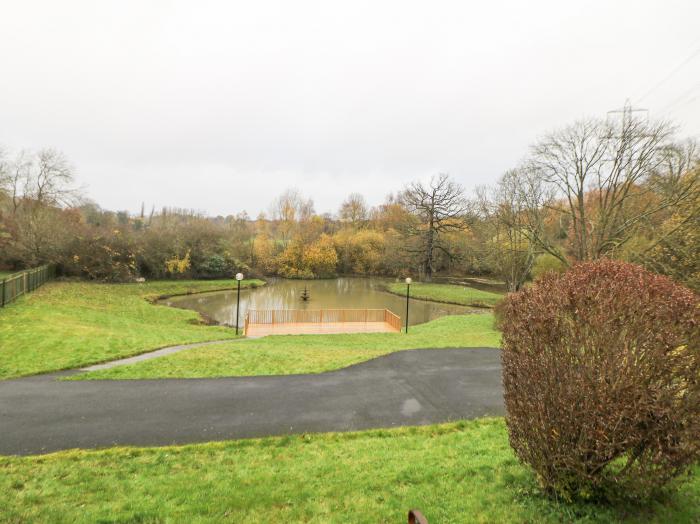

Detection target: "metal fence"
[0, 265, 56, 308]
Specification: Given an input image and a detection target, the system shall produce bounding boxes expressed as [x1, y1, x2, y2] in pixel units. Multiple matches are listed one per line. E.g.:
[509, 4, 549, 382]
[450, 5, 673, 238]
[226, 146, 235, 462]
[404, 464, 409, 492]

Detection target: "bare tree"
[528, 116, 693, 261]
[32, 149, 78, 206]
[0, 149, 81, 265]
[400, 173, 469, 281]
[270, 188, 314, 245]
[1, 150, 32, 214]
[338, 192, 368, 226]
[1, 149, 80, 213]
[478, 169, 546, 291]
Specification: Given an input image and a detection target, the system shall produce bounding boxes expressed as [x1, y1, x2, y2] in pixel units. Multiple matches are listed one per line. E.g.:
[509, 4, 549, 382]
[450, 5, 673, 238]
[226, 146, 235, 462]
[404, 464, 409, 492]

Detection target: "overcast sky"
[2, 1, 699, 217]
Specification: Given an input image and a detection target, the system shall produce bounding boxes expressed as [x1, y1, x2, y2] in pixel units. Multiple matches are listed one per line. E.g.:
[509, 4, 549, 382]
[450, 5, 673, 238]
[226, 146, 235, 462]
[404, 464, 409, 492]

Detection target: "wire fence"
[0, 265, 56, 308]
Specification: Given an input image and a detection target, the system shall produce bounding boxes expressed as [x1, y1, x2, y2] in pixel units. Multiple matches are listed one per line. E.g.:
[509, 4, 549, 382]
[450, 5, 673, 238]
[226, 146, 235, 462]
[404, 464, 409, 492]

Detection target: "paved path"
[0, 349, 503, 456]
[81, 339, 238, 371]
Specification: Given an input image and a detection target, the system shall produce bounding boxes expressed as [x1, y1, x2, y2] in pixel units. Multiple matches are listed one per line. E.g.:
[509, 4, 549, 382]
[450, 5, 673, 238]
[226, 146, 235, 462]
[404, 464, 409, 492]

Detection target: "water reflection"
[162, 277, 472, 327]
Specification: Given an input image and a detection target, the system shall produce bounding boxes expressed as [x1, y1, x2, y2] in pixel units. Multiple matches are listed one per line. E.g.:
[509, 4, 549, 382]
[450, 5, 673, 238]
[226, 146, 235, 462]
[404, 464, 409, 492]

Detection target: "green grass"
[0, 270, 17, 278]
[1, 418, 697, 523]
[0, 279, 264, 380]
[74, 314, 500, 380]
[386, 281, 504, 308]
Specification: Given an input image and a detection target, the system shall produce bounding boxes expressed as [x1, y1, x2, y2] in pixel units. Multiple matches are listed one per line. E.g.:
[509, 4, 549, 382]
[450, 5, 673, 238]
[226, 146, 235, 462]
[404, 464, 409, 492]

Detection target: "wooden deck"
[244, 309, 402, 337]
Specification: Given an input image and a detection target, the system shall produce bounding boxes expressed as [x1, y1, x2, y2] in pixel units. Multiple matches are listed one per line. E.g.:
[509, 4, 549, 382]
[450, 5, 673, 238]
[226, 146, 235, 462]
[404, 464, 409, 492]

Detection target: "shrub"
[194, 254, 237, 279]
[62, 232, 138, 282]
[496, 259, 699, 500]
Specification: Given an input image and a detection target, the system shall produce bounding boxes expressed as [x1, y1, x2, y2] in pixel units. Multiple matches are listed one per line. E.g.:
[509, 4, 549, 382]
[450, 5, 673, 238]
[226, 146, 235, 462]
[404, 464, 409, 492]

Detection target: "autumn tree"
[636, 160, 700, 290]
[302, 234, 338, 278]
[333, 228, 385, 274]
[338, 192, 368, 226]
[400, 173, 470, 281]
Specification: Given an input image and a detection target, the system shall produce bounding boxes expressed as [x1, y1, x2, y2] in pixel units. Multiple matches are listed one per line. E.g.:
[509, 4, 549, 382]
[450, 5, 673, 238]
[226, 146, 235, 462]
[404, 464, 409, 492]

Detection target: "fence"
[0, 265, 56, 308]
[244, 308, 402, 335]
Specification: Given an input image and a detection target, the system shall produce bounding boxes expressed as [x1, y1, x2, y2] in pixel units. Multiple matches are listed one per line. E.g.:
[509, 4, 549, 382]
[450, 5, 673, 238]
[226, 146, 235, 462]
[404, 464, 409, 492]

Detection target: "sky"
[1, 0, 700, 217]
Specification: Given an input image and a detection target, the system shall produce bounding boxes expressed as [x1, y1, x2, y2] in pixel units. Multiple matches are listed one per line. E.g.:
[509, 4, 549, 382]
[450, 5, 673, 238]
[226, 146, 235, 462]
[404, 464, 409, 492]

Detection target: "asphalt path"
[0, 348, 503, 455]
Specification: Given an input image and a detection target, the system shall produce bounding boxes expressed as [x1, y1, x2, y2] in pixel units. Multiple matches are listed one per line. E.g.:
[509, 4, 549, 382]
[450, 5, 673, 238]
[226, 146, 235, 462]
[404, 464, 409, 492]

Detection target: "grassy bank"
[75, 314, 500, 380]
[1, 418, 697, 523]
[0, 279, 264, 379]
[385, 281, 504, 308]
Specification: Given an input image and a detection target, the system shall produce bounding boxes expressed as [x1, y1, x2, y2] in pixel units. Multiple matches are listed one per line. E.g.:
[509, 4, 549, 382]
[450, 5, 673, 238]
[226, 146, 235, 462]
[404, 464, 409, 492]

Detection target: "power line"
[658, 80, 700, 116]
[635, 38, 700, 104]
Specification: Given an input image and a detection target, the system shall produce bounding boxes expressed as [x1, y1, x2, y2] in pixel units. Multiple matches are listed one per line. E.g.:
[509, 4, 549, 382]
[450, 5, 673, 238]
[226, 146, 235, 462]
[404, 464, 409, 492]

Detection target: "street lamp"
[404, 277, 412, 333]
[235, 272, 244, 335]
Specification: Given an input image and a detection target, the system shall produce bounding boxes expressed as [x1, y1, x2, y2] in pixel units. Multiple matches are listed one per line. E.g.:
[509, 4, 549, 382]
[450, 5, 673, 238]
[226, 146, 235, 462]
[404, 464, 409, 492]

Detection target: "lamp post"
[235, 272, 244, 335]
[404, 277, 412, 333]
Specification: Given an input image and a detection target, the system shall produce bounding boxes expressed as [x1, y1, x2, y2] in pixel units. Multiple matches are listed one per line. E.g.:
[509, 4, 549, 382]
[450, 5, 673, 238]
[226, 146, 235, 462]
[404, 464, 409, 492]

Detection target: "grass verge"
[74, 314, 500, 380]
[1, 418, 697, 523]
[385, 281, 504, 308]
[0, 279, 264, 380]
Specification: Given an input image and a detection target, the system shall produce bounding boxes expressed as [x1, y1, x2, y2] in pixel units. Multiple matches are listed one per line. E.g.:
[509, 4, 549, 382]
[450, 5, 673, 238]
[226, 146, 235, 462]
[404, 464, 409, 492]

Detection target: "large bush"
[497, 259, 699, 500]
[62, 231, 138, 282]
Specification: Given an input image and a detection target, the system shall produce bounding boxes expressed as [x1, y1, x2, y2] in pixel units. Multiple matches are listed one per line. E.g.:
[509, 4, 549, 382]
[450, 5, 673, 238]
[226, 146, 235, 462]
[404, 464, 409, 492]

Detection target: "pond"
[161, 277, 472, 328]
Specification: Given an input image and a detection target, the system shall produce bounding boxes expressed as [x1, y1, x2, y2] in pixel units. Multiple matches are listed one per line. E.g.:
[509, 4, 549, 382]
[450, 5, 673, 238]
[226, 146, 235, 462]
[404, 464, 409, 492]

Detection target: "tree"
[528, 116, 694, 261]
[332, 228, 385, 275]
[252, 232, 278, 275]
[270, 188, 314, 247]
[636, 163, 700, 290]
[302, 234, 338, 278]
[400, 173, 469, 281]
[478, 169, 542, 291]
[338, 193, 368, 226]
[0, 149, 81, 266]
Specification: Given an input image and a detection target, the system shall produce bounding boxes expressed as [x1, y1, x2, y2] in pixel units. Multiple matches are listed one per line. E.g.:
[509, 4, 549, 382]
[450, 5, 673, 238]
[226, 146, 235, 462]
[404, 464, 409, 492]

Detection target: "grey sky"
[2, 1, 699, 217]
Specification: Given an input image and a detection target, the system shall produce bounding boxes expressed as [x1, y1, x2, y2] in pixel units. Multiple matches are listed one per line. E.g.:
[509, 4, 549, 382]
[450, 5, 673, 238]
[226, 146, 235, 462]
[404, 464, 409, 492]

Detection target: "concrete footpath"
[0, 348, 503, 455]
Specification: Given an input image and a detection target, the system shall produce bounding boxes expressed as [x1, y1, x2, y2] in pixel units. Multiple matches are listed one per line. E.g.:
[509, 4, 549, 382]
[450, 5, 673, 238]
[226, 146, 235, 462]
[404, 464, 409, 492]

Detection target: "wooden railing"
[384, 309, 402, 332]
[245, 308, 402, 332]
[1, 265, 56, 308]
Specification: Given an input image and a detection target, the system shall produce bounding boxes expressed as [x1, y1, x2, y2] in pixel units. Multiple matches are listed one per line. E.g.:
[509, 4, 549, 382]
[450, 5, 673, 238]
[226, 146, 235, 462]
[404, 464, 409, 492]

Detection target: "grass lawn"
[1, 418, 697, 523]
[0, 279, 264, 380]
[74, 313, 500, 380]
[385, 281, 504, 308]
[0, 270, 18, 278]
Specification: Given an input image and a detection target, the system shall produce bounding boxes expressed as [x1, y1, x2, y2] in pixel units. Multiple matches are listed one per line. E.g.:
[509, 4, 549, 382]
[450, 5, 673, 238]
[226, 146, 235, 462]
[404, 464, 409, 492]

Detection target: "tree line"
[1, 113, 698, 290]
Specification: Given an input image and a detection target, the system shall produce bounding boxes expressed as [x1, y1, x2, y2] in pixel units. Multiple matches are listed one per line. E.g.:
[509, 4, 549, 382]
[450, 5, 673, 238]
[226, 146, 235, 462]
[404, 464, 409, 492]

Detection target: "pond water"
[161, 277, 472, 328]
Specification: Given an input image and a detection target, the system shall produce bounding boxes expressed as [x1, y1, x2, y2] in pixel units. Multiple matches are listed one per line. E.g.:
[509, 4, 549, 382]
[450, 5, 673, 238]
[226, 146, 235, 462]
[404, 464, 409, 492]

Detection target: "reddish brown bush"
[497, 259, 699, 500]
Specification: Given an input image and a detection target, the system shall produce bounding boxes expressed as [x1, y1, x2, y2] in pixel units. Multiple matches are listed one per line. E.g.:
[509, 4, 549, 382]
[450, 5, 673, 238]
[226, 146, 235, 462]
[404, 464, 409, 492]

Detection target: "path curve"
[0, 348, 503, 455]
[81, 339, 242, 371]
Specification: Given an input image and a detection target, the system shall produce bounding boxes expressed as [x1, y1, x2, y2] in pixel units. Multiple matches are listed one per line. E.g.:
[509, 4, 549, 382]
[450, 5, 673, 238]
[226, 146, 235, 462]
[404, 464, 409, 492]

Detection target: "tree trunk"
[423, 224, 434, 282]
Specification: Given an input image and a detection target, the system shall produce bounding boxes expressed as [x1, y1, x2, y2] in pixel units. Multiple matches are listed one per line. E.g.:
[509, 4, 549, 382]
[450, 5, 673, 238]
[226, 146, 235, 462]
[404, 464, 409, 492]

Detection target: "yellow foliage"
[165, 250, 191, 275]
[252, 234, 279, 274]
[333, 229, 385, 274]
[303, 234, 338, 277]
